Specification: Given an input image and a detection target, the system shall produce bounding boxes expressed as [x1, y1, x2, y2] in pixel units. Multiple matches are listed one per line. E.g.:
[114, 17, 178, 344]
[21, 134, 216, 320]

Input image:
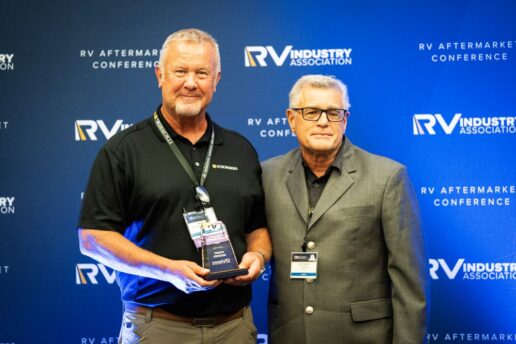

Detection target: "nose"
[183, 72, 197, 89]
[317, 111, 330, 126]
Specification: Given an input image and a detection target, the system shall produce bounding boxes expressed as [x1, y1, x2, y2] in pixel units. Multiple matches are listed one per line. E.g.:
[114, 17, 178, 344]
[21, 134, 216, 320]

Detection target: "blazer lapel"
[308, 139, 357, 229]
[286, 151, 310, 225]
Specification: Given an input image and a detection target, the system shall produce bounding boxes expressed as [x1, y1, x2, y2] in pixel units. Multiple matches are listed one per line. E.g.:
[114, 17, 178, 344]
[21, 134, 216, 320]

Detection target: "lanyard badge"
[290, 252, 318, 279]
[184, 186, 218, 249]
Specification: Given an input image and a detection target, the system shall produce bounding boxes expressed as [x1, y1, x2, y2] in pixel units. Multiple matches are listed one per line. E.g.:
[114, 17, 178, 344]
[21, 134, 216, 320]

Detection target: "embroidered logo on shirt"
[212, 164, 239, 171]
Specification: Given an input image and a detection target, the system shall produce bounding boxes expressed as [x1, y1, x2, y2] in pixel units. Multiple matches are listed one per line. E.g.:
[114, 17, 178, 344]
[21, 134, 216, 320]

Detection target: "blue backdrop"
[1, 1, 515, 343]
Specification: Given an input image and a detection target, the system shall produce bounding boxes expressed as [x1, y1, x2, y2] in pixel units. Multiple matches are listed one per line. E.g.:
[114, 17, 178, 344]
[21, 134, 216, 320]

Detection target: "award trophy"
[200, 221, 248, 281]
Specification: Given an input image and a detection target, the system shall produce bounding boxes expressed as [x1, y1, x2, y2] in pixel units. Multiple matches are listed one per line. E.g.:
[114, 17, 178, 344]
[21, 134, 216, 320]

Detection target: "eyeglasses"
[291, 107, 349, 122]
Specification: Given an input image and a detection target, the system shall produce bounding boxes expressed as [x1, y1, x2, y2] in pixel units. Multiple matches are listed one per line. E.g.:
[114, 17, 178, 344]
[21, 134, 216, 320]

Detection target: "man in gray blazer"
[262, 75, 429, 344]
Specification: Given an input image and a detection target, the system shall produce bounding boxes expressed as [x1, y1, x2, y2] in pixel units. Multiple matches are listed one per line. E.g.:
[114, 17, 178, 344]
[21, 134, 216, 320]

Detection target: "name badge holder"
[154, 112, 247, 280]
[290, 252, 318, 279]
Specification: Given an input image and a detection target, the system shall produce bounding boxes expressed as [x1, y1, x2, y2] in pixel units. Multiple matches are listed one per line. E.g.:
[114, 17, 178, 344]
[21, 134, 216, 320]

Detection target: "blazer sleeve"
[381, 165, 429, 344]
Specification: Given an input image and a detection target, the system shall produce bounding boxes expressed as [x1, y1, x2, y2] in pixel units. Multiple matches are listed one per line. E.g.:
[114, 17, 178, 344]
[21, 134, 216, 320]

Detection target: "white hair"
[158, 28, 221, 74]
[289, 74, 350, 109]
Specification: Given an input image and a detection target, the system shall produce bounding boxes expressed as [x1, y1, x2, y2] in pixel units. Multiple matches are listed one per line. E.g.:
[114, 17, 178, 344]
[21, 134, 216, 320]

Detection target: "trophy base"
[205, 268, 248, 281]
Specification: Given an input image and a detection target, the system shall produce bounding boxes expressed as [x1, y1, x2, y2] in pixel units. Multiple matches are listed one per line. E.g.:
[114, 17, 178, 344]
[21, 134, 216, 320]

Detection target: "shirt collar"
[153, 105, 222, 145]
[302, 136, 346, 176]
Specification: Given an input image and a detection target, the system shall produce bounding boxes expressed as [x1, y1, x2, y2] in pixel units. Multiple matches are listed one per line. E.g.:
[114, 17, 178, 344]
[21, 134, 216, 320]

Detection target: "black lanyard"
[153, 112, 215, 188]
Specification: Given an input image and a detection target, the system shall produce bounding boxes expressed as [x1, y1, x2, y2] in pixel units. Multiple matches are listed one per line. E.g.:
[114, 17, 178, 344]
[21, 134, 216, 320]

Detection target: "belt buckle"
[192, 316, 217, 327]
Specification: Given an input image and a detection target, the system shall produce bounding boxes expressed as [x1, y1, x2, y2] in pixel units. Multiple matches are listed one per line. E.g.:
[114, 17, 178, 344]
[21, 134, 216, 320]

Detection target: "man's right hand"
[79, 229, 221, 294]
[166, 260, 221, 294]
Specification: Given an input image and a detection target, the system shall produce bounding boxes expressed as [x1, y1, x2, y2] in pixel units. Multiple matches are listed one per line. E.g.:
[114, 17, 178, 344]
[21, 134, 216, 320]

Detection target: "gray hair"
[158, 28, 221, 74]
[289, 75, 350, 109]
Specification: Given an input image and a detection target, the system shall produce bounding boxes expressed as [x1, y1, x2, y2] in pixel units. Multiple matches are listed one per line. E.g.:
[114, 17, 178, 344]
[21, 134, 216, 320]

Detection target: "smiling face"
[287, 86, 348, 158]
[155, 40, 221, 120]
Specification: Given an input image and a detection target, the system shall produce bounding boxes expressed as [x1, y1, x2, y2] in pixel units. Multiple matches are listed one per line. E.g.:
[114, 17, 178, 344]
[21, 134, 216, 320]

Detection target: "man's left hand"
[224, 251, 264, 286]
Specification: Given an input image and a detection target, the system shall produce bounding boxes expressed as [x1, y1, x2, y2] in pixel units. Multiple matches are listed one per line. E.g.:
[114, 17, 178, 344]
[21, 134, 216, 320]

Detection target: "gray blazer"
[262, 138, 428, 344]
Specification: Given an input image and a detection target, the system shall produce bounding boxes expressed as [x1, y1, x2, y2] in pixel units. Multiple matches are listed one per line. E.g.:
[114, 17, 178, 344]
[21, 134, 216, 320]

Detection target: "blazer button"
[305, 306, 314, 315]
[306, 278, 314, 283]
[307, 241, 316, 250]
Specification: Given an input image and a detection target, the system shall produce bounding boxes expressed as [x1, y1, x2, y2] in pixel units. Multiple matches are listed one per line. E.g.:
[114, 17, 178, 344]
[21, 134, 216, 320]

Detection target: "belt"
[123, 303, 244, 327]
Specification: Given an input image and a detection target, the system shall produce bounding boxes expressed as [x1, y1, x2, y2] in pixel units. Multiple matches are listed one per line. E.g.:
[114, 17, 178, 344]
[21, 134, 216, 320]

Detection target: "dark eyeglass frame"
[291, 107, 349, 122]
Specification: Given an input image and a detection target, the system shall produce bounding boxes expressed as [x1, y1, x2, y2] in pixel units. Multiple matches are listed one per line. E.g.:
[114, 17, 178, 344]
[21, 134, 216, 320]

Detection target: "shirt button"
[307, 241, 316, 250]
[194, 162, 200, 167]
[314, 183, 319, 188]
[306, 278, 314, 283]
[192, 147, 197, 151]
[305, 306, 314, 315]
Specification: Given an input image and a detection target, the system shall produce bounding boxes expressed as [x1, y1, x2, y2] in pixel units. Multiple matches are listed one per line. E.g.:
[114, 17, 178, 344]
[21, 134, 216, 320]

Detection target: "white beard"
[175, 100, 202, 117]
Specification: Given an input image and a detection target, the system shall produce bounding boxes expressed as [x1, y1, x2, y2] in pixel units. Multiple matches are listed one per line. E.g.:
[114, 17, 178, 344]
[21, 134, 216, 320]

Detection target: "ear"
[155, 66, 163, 88]
[213, 72, 221, 92]
[286, 109, 297, 133]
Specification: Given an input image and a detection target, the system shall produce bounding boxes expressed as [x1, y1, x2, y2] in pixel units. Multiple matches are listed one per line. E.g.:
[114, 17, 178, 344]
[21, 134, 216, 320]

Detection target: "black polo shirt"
[78, 107, 266, 317]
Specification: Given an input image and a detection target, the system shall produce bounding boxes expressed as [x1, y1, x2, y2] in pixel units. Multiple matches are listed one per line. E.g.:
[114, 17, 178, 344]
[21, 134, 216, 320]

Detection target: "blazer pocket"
[349, 299, 393, 322]
[339, 205, 375, 217]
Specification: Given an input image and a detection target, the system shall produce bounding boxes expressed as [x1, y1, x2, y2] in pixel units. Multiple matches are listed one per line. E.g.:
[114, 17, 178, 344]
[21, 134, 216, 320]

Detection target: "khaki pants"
[118, 306, 257, 344]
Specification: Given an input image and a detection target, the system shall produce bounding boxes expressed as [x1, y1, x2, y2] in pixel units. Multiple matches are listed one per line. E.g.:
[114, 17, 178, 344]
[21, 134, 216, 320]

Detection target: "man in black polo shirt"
[78, 28, 271, 344]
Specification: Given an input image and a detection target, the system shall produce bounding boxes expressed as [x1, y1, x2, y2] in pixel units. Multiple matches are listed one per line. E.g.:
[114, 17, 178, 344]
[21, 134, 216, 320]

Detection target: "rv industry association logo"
[76, 263, 116, 285]
[0, 53, 14, 71]
[0, 197, 15, 215]
[245, 45, 352, 67]
[75, 119, 132, 141]
[413, 113, 516, 135]
[429, 258, 516, 281]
